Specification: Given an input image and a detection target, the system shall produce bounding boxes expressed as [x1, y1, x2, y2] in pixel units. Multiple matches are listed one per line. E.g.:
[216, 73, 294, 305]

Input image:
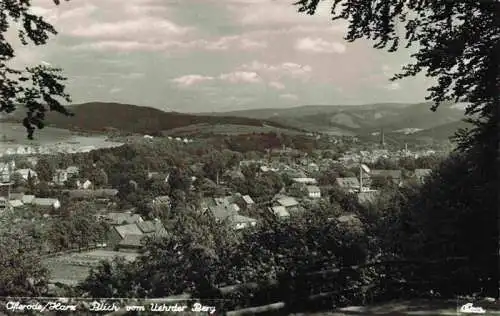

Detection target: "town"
[0, 132, 444, 293]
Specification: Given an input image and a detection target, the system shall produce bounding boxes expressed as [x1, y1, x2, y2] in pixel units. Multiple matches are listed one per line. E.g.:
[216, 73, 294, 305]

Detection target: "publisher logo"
[460, 303, 486, 314]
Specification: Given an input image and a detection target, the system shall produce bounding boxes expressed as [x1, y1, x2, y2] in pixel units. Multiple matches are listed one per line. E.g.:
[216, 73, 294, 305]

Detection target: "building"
[53, 169, 68, 185]
[306, 185, 321, 199]
[275, 196, 300, 213]
[32, 198, 61, 210]
[108, 223, 144, 249]
[269, 206, 290, 219]
[228, 214, 257, 230]
[292, 177, 318, 185]
[369, 170, 403, 186]
[335, 177, 361, 192]
[103, 212, 144, 226]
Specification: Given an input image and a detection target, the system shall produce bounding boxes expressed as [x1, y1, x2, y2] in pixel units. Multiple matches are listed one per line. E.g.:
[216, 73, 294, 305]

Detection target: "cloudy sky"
[10, 0, 434, 113]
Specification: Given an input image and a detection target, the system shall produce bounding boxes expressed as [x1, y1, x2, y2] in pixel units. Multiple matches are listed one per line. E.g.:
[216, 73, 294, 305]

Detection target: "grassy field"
[43, 250, 140, 285]
[1, 122, 74, 145]
[164, 123, 305, 136]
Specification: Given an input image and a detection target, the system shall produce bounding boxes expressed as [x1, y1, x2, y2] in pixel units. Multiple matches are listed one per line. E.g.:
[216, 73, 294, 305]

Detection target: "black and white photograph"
[0, 0, 498, 315]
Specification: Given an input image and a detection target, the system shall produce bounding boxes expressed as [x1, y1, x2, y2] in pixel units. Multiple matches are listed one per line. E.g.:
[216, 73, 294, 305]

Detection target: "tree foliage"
[295, 0, 499, 153]
[0, 0, 72, 139]
[296, 0, 499, 298]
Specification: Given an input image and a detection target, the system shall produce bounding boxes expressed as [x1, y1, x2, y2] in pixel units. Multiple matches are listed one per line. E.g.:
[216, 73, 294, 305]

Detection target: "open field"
[163, 123, 305, 136]
[43, 250, 140, 285]
[0, 122, 74, 144]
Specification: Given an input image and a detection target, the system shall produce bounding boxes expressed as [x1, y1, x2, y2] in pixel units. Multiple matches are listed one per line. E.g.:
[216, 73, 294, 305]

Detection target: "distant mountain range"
[202, 102, 471, 139]
[1, 101, 471, 140]
[1, 102, 304, 135]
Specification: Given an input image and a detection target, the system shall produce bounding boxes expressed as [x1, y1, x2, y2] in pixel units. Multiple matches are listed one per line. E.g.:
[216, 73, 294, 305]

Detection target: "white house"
[270, 206, 290, 219]
[306, 185, 321, 199]
[292, 177, 318, 185]
[77, 179, 93, 189]
[32, 198, 61, 210]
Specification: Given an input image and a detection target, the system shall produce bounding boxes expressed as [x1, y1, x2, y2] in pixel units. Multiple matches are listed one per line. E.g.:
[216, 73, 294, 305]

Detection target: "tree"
[0, 231, 49, 297]
[34, 157, 55, 182]
[295, 0, 499, 298]
[1, 0, 73, 139]
[295, 1, 499, 153]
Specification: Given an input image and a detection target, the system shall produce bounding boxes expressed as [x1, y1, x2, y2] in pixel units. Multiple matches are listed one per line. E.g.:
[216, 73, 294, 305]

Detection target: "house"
[118, 234, 144, 252]
[111, 223, 143, 240]
[21, 194, 35, 204]
[8, 199, 24, 208]
[0, 197, 7, 210]
[53, 169, 68, 185]
[269, 206, 290, 219]
[76, 179, 93, 190]
[32, 198, 61, 210]
[275, 196, 300, 213]
[369, 170, 403, 186]
[66, 166, 79, 176]
[108, 223, 144, 249]
[335, 177, 361, 192]
[10, 192, 25, 200]
[237, 194, 255, 210]
[137, 219, 168, 237]
[228, 214, 257, 230]
[207, 205, 237, 222]
[414, 169, 432, 184]
[104, 212, 144, 225]
[306, 185, 321, 199]
[292, 177, 318, 185]
[147, 172, 169, 182]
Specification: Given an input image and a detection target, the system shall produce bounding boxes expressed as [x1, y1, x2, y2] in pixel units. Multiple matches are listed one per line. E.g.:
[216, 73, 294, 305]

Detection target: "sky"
[8, 0, 435, 113]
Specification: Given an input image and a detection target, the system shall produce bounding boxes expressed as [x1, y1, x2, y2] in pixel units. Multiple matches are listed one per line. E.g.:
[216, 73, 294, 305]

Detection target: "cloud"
[172, 75, 215, 87]
[195, 36, 267, 51]
[219, 71, 261, 83]
[229, 0, 333, 26]
[279, 93, 299, 100]
[269, 81, 285, 90]
[240, 61, 312, 80]
[295, 37, 346, 53]
[69, 19, 190, 40]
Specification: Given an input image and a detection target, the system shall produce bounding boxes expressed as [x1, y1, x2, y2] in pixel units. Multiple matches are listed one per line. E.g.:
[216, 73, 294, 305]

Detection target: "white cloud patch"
[295, 37, 346, 54]
[199, 36, 267, 51]
[219, 71, 261, 83]
[172, 75, 215, 87]
[240, 61, 312, 80]
[69, 19, 190, 40]
[230, 0, 333, 26]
